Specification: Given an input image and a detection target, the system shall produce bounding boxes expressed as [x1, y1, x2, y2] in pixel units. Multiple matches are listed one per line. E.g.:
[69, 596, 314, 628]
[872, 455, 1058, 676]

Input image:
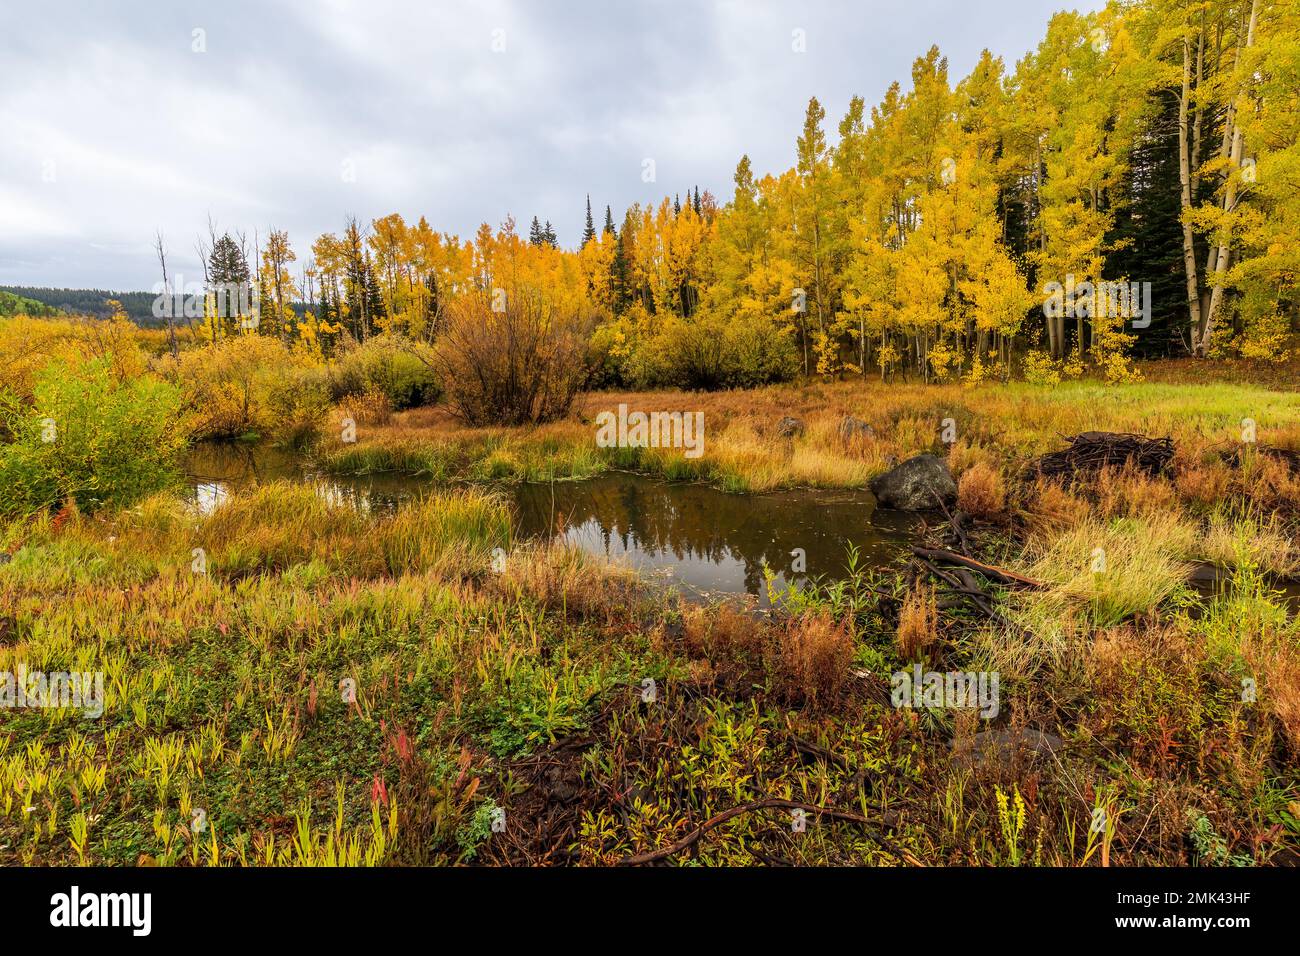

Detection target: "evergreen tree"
[529, 216, 544, 246]
[342, 219, 370, 340]
[1107, 90, 1185, 356]
[582, 195, 596, 246]
[543, 220, 558, 247]
[604, 205, 616, 236]
[363, 251, 387, 330]
[207, 233, 251, 337]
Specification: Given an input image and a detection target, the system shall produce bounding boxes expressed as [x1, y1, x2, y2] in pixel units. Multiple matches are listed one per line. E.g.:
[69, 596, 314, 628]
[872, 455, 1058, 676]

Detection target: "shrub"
[634, 311, 798, 390]
[175, 335, 293, 440]
[0, 314, 152, 404]
[266, 368, 332, 448]
[957, 460, 1007, 519]
[1021, 349, 1062, 387]
[329, 335, 439, 410]
[175, 336, 331, 444]
[433, 292, 595, 426]
[0, 356, 186, 516]
[584, 316, 635, 388]
[636, 314, 729, 389]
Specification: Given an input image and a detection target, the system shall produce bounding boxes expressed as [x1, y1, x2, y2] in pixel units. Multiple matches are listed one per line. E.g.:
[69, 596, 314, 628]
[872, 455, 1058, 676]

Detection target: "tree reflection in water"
[186, 445, 916, 602]
[512, 475, 915, 602]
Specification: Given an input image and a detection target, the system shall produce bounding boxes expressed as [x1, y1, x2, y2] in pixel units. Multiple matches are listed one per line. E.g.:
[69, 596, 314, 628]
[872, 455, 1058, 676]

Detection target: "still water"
[185, 443, 917, 601]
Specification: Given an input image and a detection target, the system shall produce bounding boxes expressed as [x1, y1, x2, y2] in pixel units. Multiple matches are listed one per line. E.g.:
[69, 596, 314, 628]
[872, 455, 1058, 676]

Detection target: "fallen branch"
[618, 798, 901, 866]
[937, 502, 974, 556]
[910, 547, 1045, 590]
[788, 733, 851, 771]
[911, 555, 1031, 638]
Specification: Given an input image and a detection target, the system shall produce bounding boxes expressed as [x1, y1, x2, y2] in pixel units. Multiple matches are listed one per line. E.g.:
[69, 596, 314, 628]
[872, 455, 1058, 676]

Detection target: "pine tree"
[582, 195, 596, 246]
[603, 205, 616, 236]
[363, 251, 387, 329]
[341, 219, 371, 340]
[529, 216, 544, 246]
[207, 233, 251, 338]
[1107, 90, 1184, 357]
[543, 220, 558, 248]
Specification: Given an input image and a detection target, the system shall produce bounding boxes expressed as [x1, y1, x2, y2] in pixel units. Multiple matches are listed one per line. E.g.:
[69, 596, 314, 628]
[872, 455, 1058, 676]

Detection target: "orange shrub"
[957, 460, 1007, 519]
[896, 584, 938, 661]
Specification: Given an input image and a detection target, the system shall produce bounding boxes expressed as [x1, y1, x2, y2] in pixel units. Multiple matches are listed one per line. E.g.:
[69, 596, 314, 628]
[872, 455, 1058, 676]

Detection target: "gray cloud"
[0, 0, 1101, 289]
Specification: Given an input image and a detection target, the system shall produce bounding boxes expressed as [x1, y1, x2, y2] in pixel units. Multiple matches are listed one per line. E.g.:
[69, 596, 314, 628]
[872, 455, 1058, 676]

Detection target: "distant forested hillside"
[0, 289, 64, 317]
[0, 286, 162, 323]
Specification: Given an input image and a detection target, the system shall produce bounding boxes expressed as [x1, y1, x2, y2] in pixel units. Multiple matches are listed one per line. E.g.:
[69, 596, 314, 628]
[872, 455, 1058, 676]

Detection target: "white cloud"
[0, 0, 1102, 289]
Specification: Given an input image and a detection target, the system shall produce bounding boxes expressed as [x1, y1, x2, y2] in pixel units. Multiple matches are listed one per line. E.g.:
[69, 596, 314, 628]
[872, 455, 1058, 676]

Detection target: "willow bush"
[0, 355, 186, 516]
[432, 291, 594, 426]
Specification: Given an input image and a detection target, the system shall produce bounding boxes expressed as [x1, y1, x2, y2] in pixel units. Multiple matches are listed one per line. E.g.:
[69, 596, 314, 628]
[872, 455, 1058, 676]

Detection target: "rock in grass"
[869, 454, 957, 510]
[776, 416, 805, 439]
[951, 728, 1063, 769]
[838, 415, 874, 443]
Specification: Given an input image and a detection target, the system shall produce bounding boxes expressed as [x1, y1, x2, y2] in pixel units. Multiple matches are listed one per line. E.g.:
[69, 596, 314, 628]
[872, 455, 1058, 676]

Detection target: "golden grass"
[896, 584, 939, 662]
[315, 377, 1300, 498]
[1201, 513, 1300, 579]
[956, 460, 1007, 519]
[1018, 514, 1198, 628]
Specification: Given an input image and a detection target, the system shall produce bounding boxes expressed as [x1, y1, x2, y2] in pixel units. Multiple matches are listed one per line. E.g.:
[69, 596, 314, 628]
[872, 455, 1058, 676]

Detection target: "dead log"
[910, 547, 1045, 590]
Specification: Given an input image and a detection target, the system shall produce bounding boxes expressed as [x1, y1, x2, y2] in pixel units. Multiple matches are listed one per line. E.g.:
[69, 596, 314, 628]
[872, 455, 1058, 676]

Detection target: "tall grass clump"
[1022, 515, 1197, 627]
[198, 480, 372, 576]
[379, 488, 511, 575]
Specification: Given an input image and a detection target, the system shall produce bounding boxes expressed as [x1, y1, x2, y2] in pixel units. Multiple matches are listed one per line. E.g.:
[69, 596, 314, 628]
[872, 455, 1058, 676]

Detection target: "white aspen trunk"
[1178, 36, 1205, 354]
[1202, 0, 1261, 350]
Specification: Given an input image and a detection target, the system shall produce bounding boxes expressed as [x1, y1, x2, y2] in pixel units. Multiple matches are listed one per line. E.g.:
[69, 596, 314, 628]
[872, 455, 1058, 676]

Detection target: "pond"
[185, 443, 918, 603]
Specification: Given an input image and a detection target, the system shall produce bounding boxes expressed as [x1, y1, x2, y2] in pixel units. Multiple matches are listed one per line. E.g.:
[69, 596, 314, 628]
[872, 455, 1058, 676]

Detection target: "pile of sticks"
[1027, 431, 1175, 483]
[1227, 444, 1300, 472]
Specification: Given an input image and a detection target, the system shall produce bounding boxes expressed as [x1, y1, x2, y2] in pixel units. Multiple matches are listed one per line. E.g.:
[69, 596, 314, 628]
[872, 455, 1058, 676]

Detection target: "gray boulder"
[951, 728, 1064, 769]
[838, 416, 874, 443]
[869, 453, 957, 510]
[776, 416, 805, 439]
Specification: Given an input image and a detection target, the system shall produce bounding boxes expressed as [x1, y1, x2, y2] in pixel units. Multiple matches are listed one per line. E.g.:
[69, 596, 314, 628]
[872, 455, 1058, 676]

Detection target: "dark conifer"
[582, 195, 596, 246]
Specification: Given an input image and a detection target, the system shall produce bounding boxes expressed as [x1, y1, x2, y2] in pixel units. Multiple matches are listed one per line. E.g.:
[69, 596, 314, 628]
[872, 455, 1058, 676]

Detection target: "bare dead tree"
[153, 229, 179, 360]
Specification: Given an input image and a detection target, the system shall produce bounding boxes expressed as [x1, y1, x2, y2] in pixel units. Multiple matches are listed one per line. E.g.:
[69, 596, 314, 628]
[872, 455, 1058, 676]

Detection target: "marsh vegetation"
[2, 310, 1299, 867]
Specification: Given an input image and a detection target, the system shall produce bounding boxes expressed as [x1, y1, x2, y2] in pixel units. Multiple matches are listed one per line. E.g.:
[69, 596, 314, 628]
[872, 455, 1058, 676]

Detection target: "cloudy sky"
[1, 0, 1101, 291]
